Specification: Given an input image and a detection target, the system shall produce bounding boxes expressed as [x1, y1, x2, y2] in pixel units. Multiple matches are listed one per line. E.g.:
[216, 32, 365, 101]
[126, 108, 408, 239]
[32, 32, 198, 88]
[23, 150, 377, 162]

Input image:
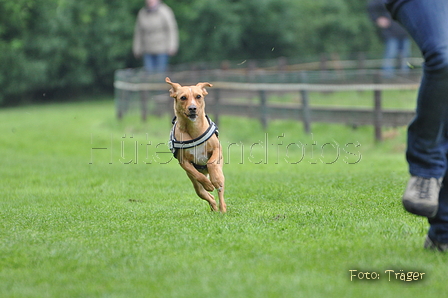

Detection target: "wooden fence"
[114, 79, 418, 142]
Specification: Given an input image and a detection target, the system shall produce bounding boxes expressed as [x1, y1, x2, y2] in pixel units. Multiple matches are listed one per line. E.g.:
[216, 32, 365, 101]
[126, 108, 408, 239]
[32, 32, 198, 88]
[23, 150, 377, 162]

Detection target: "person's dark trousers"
[388, 0, 448, 243]
[429, 170, 448, 243]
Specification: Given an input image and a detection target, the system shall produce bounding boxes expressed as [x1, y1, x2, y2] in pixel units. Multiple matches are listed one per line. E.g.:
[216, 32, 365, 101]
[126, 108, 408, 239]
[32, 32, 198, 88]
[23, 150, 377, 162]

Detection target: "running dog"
[166, 77, 226, 212]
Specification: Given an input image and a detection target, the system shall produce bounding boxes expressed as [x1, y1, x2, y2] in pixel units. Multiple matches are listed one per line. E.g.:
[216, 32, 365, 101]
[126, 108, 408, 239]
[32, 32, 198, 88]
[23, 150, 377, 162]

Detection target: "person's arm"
[367, 1, 391, 28]
[163, 6, 179, 56]
[133, 11, 143, 58]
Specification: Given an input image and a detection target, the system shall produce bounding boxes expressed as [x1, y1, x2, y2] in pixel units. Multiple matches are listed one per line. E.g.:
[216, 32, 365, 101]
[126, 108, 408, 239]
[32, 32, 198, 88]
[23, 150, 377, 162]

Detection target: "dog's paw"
[219, 203, 227, 213]
[210, 178, 224, 192]
[203, 183, 215, 192]
[199, 178, 214, 192]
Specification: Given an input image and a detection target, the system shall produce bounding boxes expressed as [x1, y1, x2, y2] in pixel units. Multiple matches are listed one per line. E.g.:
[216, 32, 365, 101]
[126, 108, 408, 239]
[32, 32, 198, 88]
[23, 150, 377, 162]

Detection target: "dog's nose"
[188, 105, 197, 113]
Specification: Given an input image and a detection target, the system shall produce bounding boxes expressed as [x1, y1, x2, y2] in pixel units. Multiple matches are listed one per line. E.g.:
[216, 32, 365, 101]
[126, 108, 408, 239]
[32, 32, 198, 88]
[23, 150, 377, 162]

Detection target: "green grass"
[0, 99, 445, 298]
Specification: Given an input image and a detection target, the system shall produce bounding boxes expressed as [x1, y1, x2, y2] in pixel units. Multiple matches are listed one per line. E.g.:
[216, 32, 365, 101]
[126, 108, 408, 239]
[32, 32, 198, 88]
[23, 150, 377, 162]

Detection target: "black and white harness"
[169, 115, 219, 169]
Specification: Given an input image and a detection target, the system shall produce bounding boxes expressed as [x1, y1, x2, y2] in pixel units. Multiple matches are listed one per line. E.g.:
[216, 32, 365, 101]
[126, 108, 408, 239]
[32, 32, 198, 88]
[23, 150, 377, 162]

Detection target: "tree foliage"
[0, 0, 379, 105]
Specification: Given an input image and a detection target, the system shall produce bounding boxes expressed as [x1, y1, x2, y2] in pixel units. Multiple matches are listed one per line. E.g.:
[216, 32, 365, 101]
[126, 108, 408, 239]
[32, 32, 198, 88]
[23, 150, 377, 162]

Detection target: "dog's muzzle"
[185, 112, 198, 121]
[187, 105, 197, 121]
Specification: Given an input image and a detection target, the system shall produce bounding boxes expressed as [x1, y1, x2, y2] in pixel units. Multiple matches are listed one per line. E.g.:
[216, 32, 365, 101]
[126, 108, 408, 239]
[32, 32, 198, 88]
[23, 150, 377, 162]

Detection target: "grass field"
[1, 98, 446, 298]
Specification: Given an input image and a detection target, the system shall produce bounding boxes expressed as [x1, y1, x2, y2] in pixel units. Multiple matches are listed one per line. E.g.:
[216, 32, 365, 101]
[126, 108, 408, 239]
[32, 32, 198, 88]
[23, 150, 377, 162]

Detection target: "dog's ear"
[196, 82, 213, 96]
[165, 77, 181, 98]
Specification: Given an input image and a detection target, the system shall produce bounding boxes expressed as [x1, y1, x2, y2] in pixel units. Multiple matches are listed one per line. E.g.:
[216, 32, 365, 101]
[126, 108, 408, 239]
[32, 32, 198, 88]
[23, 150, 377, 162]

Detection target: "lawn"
[0, 99, 445, 298]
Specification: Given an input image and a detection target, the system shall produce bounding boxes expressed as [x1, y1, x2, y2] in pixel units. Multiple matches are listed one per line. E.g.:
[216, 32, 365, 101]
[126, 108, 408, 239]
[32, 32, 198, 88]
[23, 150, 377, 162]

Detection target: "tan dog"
[166, 77, 226, 213]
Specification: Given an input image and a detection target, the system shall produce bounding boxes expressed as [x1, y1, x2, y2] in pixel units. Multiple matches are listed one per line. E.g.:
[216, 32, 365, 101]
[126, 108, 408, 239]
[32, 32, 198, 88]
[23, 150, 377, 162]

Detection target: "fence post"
[259, 90, 268, 129]
[357, 52, 366, 70]
[299, 71, 311, 133]
[319, 53, 328, 71]
[374, 89, 383, 142]
[140, 90, 148, 122]
[117, 89, 131, 120]
[247, 60, 257, 83]
[300, 90, 311, 134]
[114, 69, 126, 120]
[213, 88, 221, 128]
[116, 89, 124, 120]
[373, 73, 383, 142]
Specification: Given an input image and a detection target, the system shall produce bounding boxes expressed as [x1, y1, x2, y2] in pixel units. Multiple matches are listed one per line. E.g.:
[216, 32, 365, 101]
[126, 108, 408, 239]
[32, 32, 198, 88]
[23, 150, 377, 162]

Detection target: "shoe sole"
[402, 199, 437, 218]
[424, 236, 435, 250]
[424, 236, 448, 252]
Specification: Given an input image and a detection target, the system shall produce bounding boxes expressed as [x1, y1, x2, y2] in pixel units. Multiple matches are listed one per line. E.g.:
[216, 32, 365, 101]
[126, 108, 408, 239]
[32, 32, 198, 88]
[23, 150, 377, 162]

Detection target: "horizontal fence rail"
[114, 71, 419, 142]
[114, 81, 419, 92]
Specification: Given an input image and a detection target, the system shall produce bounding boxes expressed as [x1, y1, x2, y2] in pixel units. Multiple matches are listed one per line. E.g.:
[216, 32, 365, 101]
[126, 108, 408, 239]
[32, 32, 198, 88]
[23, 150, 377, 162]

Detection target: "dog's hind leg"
[187, 173, 218, 211]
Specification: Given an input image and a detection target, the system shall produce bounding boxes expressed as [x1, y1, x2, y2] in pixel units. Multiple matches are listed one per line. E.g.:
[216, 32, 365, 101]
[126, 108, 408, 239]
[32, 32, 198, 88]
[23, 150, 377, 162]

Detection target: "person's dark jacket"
[384, 0, 409, 19]
[367, 0, 408, 40]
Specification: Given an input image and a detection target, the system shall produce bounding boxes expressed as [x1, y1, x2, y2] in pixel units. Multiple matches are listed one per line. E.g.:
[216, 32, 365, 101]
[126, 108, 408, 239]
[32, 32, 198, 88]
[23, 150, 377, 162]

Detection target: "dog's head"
[166, 77, 212, 122]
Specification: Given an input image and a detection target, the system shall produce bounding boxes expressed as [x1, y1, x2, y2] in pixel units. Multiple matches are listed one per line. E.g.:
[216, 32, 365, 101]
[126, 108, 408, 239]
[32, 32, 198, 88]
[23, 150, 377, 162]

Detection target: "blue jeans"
[143, 53, 169, 73]
[389, 0, 448, 243]
[382, 37, 411, 77]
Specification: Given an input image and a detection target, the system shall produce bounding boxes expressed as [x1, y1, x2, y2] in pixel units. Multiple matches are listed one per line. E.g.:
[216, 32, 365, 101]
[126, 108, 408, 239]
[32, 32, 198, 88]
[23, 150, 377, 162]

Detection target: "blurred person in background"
[368, 0, 410, 78]
[133, 0, 179, 74]
[385, 0, 448, 252]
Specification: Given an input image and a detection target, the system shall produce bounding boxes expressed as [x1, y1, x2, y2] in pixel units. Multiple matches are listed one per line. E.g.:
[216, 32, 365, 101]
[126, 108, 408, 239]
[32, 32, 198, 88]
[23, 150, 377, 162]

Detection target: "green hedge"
[0, 0, 379, 105]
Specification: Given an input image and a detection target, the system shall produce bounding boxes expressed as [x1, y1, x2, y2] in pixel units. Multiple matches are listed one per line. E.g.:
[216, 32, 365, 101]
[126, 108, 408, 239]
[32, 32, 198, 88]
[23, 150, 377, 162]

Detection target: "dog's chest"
[185, 143, 209, 165]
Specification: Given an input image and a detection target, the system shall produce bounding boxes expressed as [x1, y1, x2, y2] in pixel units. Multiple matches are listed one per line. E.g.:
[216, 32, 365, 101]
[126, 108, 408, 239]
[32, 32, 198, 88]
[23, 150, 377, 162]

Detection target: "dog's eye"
[196, 95, 202, 99]
[180, 96, 187, 101]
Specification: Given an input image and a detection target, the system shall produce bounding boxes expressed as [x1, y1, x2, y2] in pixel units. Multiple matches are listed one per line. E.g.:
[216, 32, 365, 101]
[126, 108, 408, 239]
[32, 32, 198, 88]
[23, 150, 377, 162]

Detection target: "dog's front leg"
[185, 172, 218, 211]
[207, 147, 225, 190]
[207, 148, 226, 213]
[179, 161, 214, 192]
[180, 161, 218, 211]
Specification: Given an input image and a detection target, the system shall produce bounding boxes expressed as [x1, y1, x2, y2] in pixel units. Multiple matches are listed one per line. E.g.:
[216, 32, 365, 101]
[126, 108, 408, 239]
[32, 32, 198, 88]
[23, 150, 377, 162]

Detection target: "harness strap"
[169, 115, 219, 159]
